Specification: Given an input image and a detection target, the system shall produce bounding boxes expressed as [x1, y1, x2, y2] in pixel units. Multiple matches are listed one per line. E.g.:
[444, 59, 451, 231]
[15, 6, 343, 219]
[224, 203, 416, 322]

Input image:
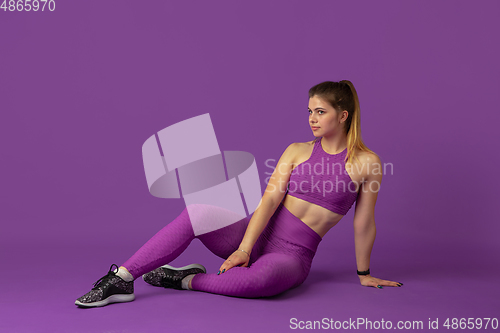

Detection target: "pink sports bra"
[286, 138, 359, 215]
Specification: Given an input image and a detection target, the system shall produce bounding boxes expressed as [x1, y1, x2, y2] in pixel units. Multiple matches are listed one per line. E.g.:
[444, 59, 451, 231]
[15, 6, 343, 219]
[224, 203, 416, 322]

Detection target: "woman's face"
[308, 95, 345, 137]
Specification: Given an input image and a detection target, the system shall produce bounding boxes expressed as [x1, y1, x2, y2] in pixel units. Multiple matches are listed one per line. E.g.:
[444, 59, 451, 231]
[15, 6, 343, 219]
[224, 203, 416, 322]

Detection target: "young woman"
[75, 80, 402, 308]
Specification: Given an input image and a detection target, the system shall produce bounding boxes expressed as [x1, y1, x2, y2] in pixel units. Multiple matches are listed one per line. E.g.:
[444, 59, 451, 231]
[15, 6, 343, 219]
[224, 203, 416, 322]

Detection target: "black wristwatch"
[357, 268, 370, 276]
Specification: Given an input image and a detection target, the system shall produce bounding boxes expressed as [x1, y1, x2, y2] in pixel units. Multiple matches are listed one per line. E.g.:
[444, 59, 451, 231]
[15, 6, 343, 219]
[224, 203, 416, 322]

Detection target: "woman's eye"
[318, 111, 324, 114]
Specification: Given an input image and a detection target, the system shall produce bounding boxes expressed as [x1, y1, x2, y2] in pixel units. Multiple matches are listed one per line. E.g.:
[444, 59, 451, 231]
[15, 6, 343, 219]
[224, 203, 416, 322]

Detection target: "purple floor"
[1, 235, 498, 333]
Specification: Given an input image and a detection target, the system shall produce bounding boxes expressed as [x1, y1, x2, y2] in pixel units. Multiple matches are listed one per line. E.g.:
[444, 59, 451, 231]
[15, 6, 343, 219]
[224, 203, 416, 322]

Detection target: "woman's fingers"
[380, 279, 403, 287]
[360, 276, 403, 288]
[218, 251, 249, 274]
[218, 258, 235, 275]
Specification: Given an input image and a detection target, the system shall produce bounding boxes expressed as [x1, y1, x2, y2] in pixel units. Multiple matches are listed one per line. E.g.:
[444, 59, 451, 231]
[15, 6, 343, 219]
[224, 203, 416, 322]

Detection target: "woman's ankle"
[184, 274, 196, 290]
[116, 266, 134, 282]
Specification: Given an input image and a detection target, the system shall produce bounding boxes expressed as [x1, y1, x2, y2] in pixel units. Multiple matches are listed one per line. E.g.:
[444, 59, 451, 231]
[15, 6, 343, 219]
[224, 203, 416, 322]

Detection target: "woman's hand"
[218, 249, 250, 275]
[358, 275, 403, 289]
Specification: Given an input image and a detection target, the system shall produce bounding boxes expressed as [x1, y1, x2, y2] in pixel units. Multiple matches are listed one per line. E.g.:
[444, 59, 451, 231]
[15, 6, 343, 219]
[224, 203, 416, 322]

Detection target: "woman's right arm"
[217, 143, 297, 273]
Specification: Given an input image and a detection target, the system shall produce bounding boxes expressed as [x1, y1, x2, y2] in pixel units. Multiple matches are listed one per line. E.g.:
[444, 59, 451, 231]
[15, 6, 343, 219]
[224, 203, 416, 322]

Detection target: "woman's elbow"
[354, 219, 376, 234]
[257, 192, 283, 211]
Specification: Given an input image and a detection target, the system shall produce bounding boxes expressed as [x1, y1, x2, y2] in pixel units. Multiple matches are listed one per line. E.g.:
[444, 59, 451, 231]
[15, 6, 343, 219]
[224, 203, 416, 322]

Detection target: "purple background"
[1, 1, 499, 332]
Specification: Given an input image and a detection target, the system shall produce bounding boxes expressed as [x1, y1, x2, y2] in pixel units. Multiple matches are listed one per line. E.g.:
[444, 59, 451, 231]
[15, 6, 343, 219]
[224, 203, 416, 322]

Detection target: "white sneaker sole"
[75, 293, 135, 308]
[142, 263, 206, 282]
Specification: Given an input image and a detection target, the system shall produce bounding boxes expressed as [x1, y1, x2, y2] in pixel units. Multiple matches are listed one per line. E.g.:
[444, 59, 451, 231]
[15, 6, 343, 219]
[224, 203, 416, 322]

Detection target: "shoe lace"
[92, 264, 120, 290]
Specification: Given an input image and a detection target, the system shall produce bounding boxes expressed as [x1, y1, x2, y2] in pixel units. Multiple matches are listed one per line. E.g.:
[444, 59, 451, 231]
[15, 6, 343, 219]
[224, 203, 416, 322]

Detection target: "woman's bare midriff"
[281, 194, 343, 238]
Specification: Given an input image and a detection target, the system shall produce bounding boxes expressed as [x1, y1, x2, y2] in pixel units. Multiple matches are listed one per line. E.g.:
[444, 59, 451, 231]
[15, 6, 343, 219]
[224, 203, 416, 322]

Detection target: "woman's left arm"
[353, 154, 402, 289]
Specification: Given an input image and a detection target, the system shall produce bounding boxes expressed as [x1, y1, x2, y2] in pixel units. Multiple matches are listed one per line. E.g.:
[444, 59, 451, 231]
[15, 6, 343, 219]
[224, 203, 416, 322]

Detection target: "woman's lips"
[311, 127, 320, 130]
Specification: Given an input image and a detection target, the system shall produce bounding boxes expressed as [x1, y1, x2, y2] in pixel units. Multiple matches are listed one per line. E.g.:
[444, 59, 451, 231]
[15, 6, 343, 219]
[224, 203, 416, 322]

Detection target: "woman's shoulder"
[348, 148, 382, 178]
[287, 139, 316, 153]
[282, 140, 316, 165]
[355, 149, 381, 164]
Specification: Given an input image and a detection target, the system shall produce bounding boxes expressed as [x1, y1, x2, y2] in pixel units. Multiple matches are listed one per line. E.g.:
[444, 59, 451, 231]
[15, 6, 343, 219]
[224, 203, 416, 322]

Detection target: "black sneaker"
[75, 264, 135, 308]
[142, 264, 206, 290]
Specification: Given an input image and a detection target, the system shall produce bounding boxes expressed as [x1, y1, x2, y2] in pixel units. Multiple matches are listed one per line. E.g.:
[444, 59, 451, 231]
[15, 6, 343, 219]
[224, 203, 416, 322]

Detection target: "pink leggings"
[122, 202, 322, 298]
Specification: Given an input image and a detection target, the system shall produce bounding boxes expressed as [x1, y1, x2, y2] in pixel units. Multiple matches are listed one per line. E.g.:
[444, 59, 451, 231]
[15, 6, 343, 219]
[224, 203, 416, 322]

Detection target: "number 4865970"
[1, 0, 56, 11]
